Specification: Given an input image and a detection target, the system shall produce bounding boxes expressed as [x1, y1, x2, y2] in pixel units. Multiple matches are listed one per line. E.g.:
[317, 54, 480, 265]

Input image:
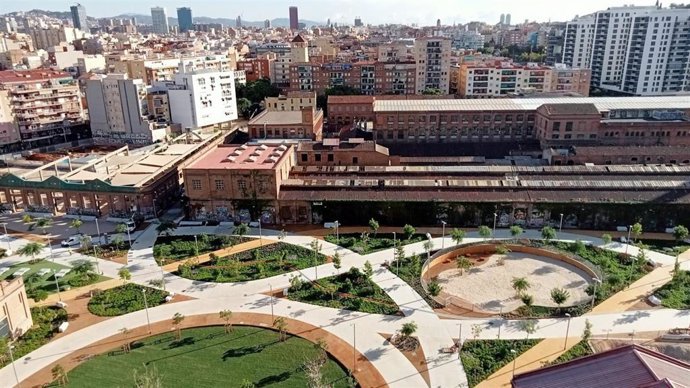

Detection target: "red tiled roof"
[327, 95, 375, 104]
[0, 69, 72, 83]
[291, 34, 306, 43]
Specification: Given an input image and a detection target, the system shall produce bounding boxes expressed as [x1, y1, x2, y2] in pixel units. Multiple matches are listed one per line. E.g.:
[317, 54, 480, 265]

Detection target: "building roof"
[328, 95, 375, 104]
[539, 103, 601, 116]
[291, 34, 306, 43]
[513, 345, 690, 388]
[373, 96, 690, 113]
[186, 143, 292, 170]
[249, 110, 310, 126]
[0, 69, 73, 84]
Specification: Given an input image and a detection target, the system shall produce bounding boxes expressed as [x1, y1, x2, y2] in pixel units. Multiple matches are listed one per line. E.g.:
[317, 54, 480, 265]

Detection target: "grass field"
[65, 326, 352, 388]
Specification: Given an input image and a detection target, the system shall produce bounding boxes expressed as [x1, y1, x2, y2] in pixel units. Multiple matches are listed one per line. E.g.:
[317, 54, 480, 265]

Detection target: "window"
[238, 180, 247, 191]
[214, 180, 225, 191]
[565, 122, 573, 131]
[553, 122, 561, 131]
[353, 157, 359, 164]
[301, 153, 308, 162]
[327, 154, 334, 162]
[191, 179, 202, 190]
[315, 154, 321, 162]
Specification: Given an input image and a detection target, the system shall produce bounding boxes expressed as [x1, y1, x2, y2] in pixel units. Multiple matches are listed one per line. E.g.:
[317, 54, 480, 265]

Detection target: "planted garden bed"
[460, 339, 539, 387]
[88, 284, 169, 316]
[153, 234, 251, 264]
[324, 233, 426, 254]
[0, 307, 67, 369]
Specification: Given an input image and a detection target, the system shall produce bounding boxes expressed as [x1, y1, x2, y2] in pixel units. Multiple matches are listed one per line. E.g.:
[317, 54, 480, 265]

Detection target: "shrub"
[88, 284, 169, 316]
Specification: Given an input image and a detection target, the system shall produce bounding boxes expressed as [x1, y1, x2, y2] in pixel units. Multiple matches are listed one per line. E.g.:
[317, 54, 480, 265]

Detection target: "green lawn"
[654, 270, 690, 309]
[87, 284, 169, 316]
[287, 267, 400, 315]
[1, 307, 67, 369]
[153, 235, 252, 264]
[460, 339, 539, 387]
[324, 233, 426, 255]
[65, 326, 353, 388]
[0, 259, 108, 300]
[549, 340, 593, 365]
[176, 242, 328, 283]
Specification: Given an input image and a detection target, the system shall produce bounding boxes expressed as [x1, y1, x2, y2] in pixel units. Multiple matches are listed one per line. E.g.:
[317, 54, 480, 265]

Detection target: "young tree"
[35, 217, 52, 235]
[322, 281, 338, 300]
[332, 252, 342, 274]
[478, 225, 492, 241]
[518, 319, 538, 339]
[219, 310, 233, 333]
[631, 222, 643, 241]
[17, 242, 44, 261]
[451, 228, 465, 246]
[601, 233, 613, 244]
[112, 235, 125, 250]
[273, 316, 288, 342]
[120, 327, 131, 353]
[302, 355, 327, 388]
[673, 225, 689, 243]
[520, 294, 534, 314]
[239, 379, 256, 388]
[118, 267, 131, 284]
[582, 319, 593, 342]
[423, 240, 434, 255]
[309, 239, 323, 275]
[72, 259, 94, 275]
[115, 223, 128, 235]
[471, 324, 483, 340]
[511, 277, 531, 298]
[541, 226, 557, 243]
[70, 218, 83, 234]
[363, 260, 373, 279]
[510, 225, 524, 241]
[133, 364, 163, 388]
[52, 364, 68, 386]
[400, 321, 418, 338]
[172, 313, 185, 340]
[0, 337, 8, 364]
[22, 214, 35, 230]
[427, 280, 442, 297]
[289, 275, 303, 291]
[368, 218, 379, 236]
[550, 287, 570, 311]
[456, 255, 473, 275]
[402, 224, 416, 240]
[234, 223, 249, 238]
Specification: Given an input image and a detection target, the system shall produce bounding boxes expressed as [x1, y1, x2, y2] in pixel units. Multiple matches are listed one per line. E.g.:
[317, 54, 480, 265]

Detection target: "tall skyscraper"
[500, 14, 505, 25]
[354, 17, 363, 27]
[264, 19, 272, 28]
[505, 13, 511, 25]
[177, 7, 193, 33]
[151, 7, 169, 35]
[70, 3, 88, 31]
[236, 15, 242, 28]
[289, 6, 299, 30]
[562, 5, 690, 95]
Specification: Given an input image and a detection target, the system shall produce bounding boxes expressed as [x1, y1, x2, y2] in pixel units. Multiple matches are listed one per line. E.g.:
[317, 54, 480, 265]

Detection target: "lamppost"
[625, 225, 632, 255]
[53, 269, 62, 301]
[591, 277, 602, 309]
[352, 323, 357, 375]
[393, 232, 400, 275]
[95, 218, 101, 243]
[269, 284, 274, 322]
[457, 323, 462, 347]
[160, 267, 166, 291]
[423, 233, 432, 281]
[194, 235, 199, 257]
[257, 219, 263, 248]
[441, 220, 447, 249]
[125, 222, 132, 247]
[1, 222, 12, 255]
[559, 213, 564, 233]
[8, 344, 19, 386]
[510, 349, 517, 378]
[334, 220, 340, 244]
[563, 313, 572, 349]
[142, 288, 152, 334]
[493, 213, 498, 238]
[92, 244, 101, 274]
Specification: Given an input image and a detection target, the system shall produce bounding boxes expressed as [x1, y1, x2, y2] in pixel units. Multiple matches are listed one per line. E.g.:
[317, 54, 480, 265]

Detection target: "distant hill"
[1, 9, 323, 28]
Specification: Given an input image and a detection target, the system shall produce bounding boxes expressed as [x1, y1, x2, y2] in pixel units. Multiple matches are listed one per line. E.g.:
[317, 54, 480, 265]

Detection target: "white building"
[157, 69, 237, 130]
[86, 74, 168, 144]
[563, 5, 690, 95]
[151, 7, 169, 35]
[77, 54, 106, 75]
[233, 70, 247, 85]
[414, 37, 452, 94]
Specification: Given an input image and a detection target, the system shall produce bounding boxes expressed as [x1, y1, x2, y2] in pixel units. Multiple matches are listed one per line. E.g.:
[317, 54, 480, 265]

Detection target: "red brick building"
[248, 106, 324, 141]
[237, 58, 272, 82]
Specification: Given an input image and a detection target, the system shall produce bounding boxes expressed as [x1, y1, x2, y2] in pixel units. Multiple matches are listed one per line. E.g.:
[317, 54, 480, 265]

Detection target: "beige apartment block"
[0, 277, 32, 339]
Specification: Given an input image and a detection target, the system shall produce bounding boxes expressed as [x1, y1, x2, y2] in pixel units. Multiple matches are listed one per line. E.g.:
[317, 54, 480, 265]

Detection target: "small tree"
[172, 313, 185, 340]
[120, 327, 131, 353]
[363, 260, 373, 279]
[471, 324, 483, 340]
[321, 281, 338, 300]
[451, 228, 465, 246]
[289, 275, 303, 291]
[601, 233, 613, 245]
[273, 316, 288, 342]
[18, 242, 44, 261]
[115, 223, 128, 235]
[520, 294, 534, 314]
[72, 259, 94, 275]
[582, 319, 593, 342]
[52, 364, 68, 386]
[518, 319, 538, 339]
[0, 337, 8, 364]
[302, 355, 327, 388]
[541, 226, 557, 243]
[70, 218, 83, 234]
[368, 218, 380, 236]
[423, 240, 434, 255]
[220, 310, 233, 333]
[673, 225, 689, 243]
[133, 365, 163, 388]
[118, 267, 131, 283]
[456, 255, 473, 275]
[35, 217, 52, 235]
[631, 222, 643, 241]
[511, 277, 531, 298]
[478, 225, 492, 240]
[22, 214, 35, 230]
[402, 224, 416, 240]
[113, 235, 125, 250]
[550, 287, 570, 311]
[510, 225, 524, 241]
[427, 280, 442, 297]
[332, 252, 342, 274]
[239, 380, 256, 388]
[234, 223, 249, 238]
[400, 321, 418, 338]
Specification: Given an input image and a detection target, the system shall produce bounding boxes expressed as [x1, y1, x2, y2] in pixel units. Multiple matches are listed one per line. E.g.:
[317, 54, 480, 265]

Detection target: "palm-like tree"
[478, 225, 492, 240]
[172, 313, 185, 340]
[511, 277, 530, 298]
[427, 280, 442, 297]
[219, 310, 233, 333]
[70, 219, 83, 234]
[17, 242, 44, 261]
[22, 214, 35, 231]
[510, 225, 523, 241]
[456, 255, 473, 275]
[118, 267, 131, 283]
[520, 294, 534, 314]
[35, 218, 52, 235]
[72, 260, 94, 275]
[550, 287, 570, 312]
[400, 321, 418, 338]
[450, 228, 465, 246]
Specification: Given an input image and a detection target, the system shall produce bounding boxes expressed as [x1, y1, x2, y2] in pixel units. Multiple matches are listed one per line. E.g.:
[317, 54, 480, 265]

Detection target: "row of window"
[190, 178, 269, 193]
[386, 114, 535, 124]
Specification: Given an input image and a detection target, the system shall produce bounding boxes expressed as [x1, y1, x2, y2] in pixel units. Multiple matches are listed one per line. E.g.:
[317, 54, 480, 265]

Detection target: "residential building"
[452, 30, 486, 50]
[237, 58, 272, 82]
[0, 278, 32, 339]
[77, 54, 106, 75]
[562, 5, 690, 95]
[289, 61, 416, 95]
[70, 3, 88, 31]
[151, 7, 169, 35]
[177, 7, 193, 33]
[86, 74, 168, 144]
[289, 6, 299, 30]
[158, 70, 237, 130]
[0, 69, 85, 148]
[109, 55, 235, 84]
[545, 22, 566, 65]
[234, 70, 247, 85]
[377, 42, 414, 62]
[264, 91, 316, 112]
[414, 37, 451, 94]
[248, 106, 323, 140]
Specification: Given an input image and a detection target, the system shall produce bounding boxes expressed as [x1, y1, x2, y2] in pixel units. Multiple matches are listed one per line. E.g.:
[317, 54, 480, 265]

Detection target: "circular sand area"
[436, 251, 592, 313]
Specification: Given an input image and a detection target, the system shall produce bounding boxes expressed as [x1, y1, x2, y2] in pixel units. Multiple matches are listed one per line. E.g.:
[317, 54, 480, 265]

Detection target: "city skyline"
[6, 0, 656, 25]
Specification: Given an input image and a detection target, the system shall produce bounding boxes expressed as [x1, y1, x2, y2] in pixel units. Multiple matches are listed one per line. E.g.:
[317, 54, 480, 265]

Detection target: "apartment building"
[289, 61, 416, 95]
[86, 74, 168, 144]
[377, 42, 414, 62]
[562, 5, 690, 95]
[109, 55, 234, 84]
[268, 36, 308, 89]
[264, 91, 316, 111]
[458, 61, 591, 97]
[157, 70, 237, 130]
[151, 7, 169, 35]
[0, 69, 85, 148]
[177, 7, 193, 33]
[236, 58, 272, 82]
[414, 37, 452, 93]
[0, 278, 32, 339]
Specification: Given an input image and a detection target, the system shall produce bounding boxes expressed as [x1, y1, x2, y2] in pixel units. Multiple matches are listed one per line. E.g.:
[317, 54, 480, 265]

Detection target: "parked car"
[124, 220, 136, 232]
[60, 234, 84, 247]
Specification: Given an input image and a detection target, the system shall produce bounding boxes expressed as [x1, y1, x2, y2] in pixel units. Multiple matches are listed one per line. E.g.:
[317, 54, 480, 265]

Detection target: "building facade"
[177, 7, 193, 33]
[237, 59, 272, 82]
[248, 106, 323, 141]
[289, 61, 416, 95]
[151, 7, 169, 35]
[264, 91, 316, 112]
[289, 6, 299, 30]
[0, 278, 32, 339]
[414, 37, 452, 94]
[70, 3, 88, 31]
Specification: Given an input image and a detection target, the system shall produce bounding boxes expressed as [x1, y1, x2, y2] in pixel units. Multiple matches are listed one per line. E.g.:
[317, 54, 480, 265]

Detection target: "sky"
[5, 0, 657, 25]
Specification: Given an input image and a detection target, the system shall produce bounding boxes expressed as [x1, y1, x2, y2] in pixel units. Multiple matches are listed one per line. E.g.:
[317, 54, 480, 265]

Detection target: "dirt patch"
[381, 333, 430, 387]
[21, 313, 386, 388]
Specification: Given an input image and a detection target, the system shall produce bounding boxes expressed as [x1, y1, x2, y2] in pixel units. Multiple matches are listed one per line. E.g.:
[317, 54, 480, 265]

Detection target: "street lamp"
[257, 219, 263, 248]
[563, 313, 572, 350]
[1, 222, 12, 255]
[334, 221, 340, 244]
[160, 267, 166, 291]
[125, 223, 132, 247]
[559, 213, 564, 233]
[591, 277, 602, 309]
[269, 284, 274, 322]
[352, 323, 357, 376]
[95, 218, 101, 243]
[457, 323, 462, 347]
[441, 221, 447, 249]
[53, 269, 62, 301]
[142, 288, 152, 334]
[510, 349, 517, 378]
[625, 225, 632, 255]
[194, 235, 199, 257]
[8, 344, 19, 386]
[493, 213, 498, 238]
[92, 244, 101, 274]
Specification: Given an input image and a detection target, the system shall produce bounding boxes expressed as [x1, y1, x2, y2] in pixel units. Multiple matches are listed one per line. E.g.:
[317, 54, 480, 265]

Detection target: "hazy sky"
[6, 0, 656, 25]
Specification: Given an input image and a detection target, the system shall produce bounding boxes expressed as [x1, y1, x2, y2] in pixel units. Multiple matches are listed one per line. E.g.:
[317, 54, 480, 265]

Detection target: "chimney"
[301, 106, 314, 124]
